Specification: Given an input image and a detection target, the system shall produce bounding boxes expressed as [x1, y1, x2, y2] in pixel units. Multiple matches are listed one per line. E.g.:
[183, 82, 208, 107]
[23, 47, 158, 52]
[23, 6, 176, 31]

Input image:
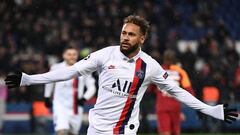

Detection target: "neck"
[65, 62, 73, 66]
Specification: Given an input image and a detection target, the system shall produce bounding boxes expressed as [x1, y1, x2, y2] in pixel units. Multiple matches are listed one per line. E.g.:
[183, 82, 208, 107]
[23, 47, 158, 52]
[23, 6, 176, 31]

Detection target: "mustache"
[121, 42, 131, 45]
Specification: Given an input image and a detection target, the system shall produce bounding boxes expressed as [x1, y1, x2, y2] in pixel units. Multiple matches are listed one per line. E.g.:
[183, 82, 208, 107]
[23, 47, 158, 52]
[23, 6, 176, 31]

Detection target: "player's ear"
[63, 52, 66, 59]
[140, 35, 146, 44]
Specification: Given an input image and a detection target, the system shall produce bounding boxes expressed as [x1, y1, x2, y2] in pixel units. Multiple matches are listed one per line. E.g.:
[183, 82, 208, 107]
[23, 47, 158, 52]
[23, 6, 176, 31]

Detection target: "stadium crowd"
[0, 0, 240, 133]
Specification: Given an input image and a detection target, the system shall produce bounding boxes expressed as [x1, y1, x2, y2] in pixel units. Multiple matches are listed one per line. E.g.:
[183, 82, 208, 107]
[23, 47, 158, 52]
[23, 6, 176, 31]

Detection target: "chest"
[99, 57, 151, 88]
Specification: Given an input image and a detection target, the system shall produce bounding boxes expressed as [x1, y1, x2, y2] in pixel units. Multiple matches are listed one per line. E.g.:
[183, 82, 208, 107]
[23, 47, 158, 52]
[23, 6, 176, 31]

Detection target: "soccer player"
[148, 49, 195, 135]
[5, 15, 238, 135]
[44, 46, 96, 135]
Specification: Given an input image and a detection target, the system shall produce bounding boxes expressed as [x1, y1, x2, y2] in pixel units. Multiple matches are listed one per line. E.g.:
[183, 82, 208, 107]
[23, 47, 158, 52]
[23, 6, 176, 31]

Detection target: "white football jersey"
[44, 62, 96, 115]
[74, 46, 172, 134]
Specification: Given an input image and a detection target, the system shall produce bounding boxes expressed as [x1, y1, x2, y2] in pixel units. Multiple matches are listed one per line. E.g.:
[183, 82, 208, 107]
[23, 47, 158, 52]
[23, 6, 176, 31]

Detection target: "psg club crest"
[136, 70, 144, 79]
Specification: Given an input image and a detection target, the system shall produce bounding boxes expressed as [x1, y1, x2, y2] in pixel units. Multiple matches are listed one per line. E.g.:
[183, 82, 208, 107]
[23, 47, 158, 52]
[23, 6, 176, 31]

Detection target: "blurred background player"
[148, 49, 195, 135]
[44, 46, 96, 135]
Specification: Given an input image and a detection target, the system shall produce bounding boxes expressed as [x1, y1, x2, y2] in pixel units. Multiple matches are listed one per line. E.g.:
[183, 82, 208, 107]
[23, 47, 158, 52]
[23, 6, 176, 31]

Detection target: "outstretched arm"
[151, 60, 238, 123]
[5, 66, 79, 88]
[21, 66, 79, 86]
[5, 47, 108, 89]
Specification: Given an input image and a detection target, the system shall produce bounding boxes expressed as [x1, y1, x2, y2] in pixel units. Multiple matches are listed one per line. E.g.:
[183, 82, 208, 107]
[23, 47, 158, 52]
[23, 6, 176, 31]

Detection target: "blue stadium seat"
[2, 103, 32, 133]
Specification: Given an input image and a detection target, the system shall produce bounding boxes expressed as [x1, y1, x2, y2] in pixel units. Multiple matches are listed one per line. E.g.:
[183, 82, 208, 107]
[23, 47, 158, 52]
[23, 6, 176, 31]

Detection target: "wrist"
[21, 73, 30, 86]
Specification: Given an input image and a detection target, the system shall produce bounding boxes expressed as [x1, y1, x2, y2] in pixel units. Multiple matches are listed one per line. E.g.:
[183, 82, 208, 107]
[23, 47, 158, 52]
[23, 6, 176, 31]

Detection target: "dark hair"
[124, 15, 150, 37]
[63, 46, 78, 53]
[163, 49, 177, 64]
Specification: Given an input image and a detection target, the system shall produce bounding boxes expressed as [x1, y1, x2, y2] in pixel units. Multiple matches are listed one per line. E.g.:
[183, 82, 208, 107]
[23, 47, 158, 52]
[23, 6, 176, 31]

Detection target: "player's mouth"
[121, 42, 131, 49]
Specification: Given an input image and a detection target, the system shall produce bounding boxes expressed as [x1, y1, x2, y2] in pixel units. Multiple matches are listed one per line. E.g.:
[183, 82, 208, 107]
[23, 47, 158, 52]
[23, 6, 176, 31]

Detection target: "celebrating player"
[44, 46, 96, 135]
[5, 15, 238, 135]
[148, 49, 195, 135]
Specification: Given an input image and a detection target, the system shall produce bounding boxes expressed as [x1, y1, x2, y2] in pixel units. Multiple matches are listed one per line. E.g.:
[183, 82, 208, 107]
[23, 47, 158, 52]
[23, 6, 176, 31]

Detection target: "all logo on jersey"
[112, 79, 132, 93]
[103, 79, 133, 98]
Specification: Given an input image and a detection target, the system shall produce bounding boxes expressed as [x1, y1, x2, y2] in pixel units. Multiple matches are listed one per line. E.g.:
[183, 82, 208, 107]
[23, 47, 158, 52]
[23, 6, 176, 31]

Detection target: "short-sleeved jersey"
[74, 46, 173, 134]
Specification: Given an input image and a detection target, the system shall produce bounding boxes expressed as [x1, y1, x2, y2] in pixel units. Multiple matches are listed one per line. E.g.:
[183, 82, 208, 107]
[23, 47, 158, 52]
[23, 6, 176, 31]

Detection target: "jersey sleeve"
[150, 60, 224, 120]
[150, 60, 176, 92]
[74, 49, 104, 76]
[20, 65, 79, 86]
[81, 74, 96, 100]
[20, 48, 106, 86]
[44, 65, 57, 98]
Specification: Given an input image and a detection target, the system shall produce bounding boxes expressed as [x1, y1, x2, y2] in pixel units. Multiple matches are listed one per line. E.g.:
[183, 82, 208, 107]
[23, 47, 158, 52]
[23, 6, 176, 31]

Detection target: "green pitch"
[138, 133, 240, 135]
[3, 133, 240, 135]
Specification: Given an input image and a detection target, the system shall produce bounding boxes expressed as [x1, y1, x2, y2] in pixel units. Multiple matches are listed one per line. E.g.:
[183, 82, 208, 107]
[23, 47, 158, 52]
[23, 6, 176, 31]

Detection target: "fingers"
[5, 76, 18, 86]
[7, 84, 18, 89]
[225, 115, 237, 124]
[4, 72, 22, 89]
[5, 80, 16, 85]
[226, 109, 237, 112]
[225, 119, 233, 124]
[225, 109, 238, 124]
[224, 105, 239, 124]
[227, 112, 238, 117]
[226, 115, 237, 121]
[5, 75, 18, 81]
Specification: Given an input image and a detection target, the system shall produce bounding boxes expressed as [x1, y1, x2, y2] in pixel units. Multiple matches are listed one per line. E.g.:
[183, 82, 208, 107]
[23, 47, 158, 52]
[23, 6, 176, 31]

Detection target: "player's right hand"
[4, 71, 22, 89]
[44, 98, 53, 108]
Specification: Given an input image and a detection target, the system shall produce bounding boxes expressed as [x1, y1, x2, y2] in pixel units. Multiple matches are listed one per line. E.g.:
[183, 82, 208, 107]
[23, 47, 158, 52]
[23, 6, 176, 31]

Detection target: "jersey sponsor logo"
[102, 79, 135, 98]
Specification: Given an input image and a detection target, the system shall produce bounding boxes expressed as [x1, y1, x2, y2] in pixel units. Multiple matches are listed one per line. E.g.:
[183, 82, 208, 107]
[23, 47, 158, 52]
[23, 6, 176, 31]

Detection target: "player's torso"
[52, 63, 84, 111]
[89, 46, 153, 133]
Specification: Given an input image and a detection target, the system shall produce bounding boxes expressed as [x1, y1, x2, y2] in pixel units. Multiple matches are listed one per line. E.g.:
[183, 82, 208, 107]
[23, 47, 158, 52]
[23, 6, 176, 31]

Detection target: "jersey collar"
[119, 46, 142, 63]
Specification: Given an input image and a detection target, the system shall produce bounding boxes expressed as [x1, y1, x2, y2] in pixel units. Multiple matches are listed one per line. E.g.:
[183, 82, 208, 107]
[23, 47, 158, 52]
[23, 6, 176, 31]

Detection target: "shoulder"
[140, 51, 160, 66]
[87, 46, 118, 58]
[140, 51, 166, 77]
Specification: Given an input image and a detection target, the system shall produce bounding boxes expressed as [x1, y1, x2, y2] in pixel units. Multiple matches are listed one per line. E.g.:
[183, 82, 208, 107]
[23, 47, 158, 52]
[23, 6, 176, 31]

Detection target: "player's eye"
[128, 32, 136, 37]
[122, 31, 126, 35]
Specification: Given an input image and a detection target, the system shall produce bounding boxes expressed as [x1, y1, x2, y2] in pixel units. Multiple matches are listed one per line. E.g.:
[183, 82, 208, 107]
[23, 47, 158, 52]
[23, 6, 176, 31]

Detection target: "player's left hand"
[78, 98, 86, 106]
[5, 71, 22, 89]
[224, 104, 238, 124]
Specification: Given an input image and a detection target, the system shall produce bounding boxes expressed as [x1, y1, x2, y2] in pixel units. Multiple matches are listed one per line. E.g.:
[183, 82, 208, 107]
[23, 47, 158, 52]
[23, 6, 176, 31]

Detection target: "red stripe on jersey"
[73, 78, 78, 115]
[113, 58, 142, 134]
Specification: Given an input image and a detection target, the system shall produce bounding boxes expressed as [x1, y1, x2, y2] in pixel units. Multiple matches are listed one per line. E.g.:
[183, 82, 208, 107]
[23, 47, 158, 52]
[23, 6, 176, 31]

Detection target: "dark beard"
[120, 42, 140, 56]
